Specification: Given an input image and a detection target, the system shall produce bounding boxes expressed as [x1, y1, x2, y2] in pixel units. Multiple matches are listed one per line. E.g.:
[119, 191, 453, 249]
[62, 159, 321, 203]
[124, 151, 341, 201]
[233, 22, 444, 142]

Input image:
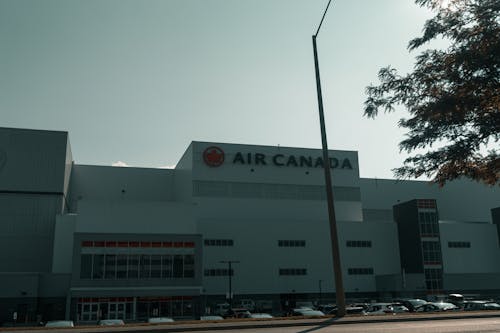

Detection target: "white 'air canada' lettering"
[232, 152, 353, 170]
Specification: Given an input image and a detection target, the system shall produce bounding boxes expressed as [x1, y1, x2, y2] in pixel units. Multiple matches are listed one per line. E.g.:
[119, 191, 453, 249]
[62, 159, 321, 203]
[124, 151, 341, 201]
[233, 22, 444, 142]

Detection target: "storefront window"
[173, 255, 184, 278]
[80, 254, 92, 279]
[92, 255, 104, 279]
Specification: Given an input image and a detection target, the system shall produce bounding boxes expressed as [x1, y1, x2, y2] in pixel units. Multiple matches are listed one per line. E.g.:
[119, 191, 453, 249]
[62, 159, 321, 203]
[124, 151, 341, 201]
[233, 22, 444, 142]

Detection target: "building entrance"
[107, 302, 126, 319]
[77, 298, 133, 323]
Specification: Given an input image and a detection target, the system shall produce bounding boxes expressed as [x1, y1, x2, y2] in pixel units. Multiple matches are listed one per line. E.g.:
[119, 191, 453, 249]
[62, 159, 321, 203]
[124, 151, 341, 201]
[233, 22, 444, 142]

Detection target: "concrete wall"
[0, 127, 69, 193]
[68, 165, 174, 208]
[52, 214, 77, 274]
[75, 200, 195, 234]
[198, 201, 400, 296]
[0, 128, 70, 273]
[0, 193, 64, 272]
[440, 222, 500, 274]
[360, 178, 499, 223]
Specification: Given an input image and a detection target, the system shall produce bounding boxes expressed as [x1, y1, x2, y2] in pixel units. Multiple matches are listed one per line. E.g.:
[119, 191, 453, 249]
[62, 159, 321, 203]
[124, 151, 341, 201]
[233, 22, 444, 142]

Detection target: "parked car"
[44, 320, 74, 327]
[415, 302, 458, 312]
[223, 308, 251, 318]
[463, 301, 500, 311]
[292, 308, 325, 317]
[200, 315, 224, 321]
[147, 317, 174, 323]
[394, 299, 427, 312]
[214, 303, 230, 316]
[239, 299, 256, 311]
[98, 319, 125, 326]
[249, 313, 274, 319]
[319, 304, 366, 315]
[363, 303, 409, 315]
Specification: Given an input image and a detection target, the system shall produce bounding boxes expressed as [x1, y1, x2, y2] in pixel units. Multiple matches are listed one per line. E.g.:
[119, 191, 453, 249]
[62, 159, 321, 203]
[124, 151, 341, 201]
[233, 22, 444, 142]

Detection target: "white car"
[415, 302, 458, 312]
[200, 315, 224, 321]
[364, 303, 408, 315]
[147, 317, 174, 323]
[292, 308, 325, 317]
[250, 313, 273, 319]
[45, 320, 74, 327]
[98, 319, 125, 325]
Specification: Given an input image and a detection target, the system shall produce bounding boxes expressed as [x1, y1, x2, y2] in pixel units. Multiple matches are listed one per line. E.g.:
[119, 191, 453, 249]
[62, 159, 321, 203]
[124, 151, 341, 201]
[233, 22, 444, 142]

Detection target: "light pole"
[219, 260, 239, 309]
[312, 0, 346, 317]
[318, 279, 323, 305]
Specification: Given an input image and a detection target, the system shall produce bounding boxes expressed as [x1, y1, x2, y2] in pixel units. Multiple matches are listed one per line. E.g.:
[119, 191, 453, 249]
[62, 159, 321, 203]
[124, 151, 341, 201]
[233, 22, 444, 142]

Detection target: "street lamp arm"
[315, 0, 333, 37]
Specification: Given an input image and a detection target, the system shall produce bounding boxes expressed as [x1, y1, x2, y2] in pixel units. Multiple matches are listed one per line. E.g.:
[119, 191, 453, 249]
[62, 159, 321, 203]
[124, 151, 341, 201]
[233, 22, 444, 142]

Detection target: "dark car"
[463, 301, 500, 311]
[394, 299, 427, 312]
[415, 302, 458, 312]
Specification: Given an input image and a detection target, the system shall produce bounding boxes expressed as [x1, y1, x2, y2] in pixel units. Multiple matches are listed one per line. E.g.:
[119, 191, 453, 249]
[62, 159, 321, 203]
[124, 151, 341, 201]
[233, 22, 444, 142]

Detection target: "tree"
[364, 0, 499, 186]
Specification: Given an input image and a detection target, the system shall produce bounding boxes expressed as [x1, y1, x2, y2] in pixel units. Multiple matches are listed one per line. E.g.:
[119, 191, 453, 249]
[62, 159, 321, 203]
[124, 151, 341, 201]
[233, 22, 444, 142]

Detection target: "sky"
[0, 0, 435, 178]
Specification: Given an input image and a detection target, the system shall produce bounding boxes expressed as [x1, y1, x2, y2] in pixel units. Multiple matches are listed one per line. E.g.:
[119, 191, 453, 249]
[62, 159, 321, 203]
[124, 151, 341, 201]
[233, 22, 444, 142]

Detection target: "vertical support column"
[65, 290, 71, 320]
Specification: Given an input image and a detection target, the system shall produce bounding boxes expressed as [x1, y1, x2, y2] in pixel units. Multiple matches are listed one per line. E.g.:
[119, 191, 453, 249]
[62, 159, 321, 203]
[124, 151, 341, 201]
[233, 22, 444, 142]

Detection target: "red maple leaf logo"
[203, 146, 224, 167]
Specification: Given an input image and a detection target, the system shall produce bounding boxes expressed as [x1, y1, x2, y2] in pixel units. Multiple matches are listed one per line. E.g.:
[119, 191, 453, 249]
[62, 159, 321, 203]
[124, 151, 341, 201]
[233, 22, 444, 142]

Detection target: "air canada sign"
[203, 146, 353, 170]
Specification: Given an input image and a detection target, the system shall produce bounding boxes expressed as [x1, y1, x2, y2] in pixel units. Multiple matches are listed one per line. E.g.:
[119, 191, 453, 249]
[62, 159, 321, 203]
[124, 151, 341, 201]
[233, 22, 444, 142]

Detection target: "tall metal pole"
[312, 9, 346, 315]
[220, 260, 239, 309]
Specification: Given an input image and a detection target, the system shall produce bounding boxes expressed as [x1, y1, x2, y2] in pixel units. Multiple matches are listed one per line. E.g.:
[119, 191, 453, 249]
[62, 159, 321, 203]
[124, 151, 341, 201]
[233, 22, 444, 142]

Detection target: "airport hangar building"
[0, 126, 499, 323]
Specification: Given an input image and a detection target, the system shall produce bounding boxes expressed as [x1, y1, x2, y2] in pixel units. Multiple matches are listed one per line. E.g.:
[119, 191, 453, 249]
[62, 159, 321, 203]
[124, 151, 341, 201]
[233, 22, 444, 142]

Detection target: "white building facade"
[0, 127, 499, 323]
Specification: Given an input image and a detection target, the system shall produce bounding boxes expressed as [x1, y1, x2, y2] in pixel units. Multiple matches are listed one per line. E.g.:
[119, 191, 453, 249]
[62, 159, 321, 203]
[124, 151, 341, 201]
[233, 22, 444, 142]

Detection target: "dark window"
[128, 255, 139, 279]
[116, 255, 128, 279]
[204, 268, 233, 276]
[80, 254, 92, 279]
[173, 255, 184, 278]
[448, 241, 471, 248]
[278, 240, 306, 247]
[105, 254, 116, 279]
[140, 255, 151, 279]
[346, 240, 372, 248]
[150, 255, 162, 278]
[183, 255, 195, 278]
[279, 268, 307, 275]
[92, 255, 105, 279]
[348, 268, 374, 275]
[162, 255, 173, 278]
[204, 239, 234, 246]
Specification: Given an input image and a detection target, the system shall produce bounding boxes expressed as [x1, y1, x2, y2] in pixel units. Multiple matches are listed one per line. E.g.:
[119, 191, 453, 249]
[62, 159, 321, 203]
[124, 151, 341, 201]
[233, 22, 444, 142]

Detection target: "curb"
[3, 311, 500, 333]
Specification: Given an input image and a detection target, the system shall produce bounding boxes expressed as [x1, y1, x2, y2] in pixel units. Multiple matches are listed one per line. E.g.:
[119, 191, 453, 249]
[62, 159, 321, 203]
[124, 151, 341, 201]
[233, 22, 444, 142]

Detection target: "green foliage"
[365, 0, 499, 186]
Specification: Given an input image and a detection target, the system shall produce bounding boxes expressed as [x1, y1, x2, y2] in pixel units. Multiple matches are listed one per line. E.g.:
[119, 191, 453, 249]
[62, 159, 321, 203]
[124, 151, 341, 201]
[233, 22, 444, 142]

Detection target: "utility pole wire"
[315, 0, 333, 37]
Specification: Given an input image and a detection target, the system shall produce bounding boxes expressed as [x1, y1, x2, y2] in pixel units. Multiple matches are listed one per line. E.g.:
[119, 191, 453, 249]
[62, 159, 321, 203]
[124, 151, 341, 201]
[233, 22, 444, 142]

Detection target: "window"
[348, 268, 374, 275]
[116, 255, 128, 279]
[140, 255, 151, 278]
[278, 240, 306, 247]
[346, 240, 372, 248]
[204, 239, 234, 246]
[422, 241, 442, 263]
[80, 254, 92, 279]
[204, 268, 233, 276]
[105, 254, 116, 279]
[80, 252, 196, 280]
[150, 255, 162, 278]
[279, 268, 307, 275]
[448, 241, 471, 248]
[128, 255, 139, 279]
[162, 255, 173, 278]
[92, 255, 104, 279]
[173, 255, 184, 278]
[424, 268, 443, 290]
[418, 212, 440, 237]
[183, 255, 195, 278]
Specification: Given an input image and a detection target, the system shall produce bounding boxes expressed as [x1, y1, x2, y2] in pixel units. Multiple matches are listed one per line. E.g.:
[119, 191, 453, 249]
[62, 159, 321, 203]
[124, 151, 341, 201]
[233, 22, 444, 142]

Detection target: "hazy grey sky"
[0, 0, 434, 178]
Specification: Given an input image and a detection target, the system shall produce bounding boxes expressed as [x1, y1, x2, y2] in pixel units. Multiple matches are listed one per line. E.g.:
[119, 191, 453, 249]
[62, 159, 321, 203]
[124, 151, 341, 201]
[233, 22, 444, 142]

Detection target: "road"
[191, 317, 500, 333]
